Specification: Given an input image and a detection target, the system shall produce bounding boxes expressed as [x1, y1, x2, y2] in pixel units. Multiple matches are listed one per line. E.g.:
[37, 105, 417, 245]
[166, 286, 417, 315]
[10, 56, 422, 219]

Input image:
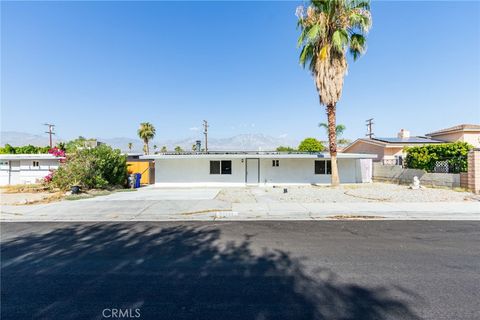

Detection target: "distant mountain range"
[0, 131, 299, 152]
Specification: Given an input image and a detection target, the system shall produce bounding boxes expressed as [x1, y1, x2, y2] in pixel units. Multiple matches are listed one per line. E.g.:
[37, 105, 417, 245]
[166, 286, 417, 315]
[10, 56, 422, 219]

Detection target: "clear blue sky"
[2, 1, 479, 142]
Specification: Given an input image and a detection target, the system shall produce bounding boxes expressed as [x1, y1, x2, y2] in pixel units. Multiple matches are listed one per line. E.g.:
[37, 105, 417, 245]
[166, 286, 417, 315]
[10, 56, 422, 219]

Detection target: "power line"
[44, 123, 56, 147]
[365, 118, 374, 139]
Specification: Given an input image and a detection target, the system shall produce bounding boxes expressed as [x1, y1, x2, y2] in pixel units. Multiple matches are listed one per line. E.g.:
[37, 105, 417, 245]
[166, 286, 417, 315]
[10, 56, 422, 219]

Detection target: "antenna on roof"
[203, 120, 209, 153]
[43, 123, 56, 147]
[365, 118, 374, 139]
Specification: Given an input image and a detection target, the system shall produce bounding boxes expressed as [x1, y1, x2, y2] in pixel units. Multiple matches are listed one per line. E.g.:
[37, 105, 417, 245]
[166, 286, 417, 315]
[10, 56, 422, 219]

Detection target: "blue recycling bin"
[134, 173, 142, 188]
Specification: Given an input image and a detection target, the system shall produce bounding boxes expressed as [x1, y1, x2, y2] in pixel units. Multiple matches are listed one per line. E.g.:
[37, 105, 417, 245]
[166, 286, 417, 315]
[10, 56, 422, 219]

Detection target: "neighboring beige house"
[343, 129, 444, 165]
[425, 124, 480, 148]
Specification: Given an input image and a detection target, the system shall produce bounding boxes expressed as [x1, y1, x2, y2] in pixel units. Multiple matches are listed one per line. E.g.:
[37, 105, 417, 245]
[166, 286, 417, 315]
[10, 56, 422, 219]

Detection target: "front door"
[9, 161, 20, 185]
[246, 158, 259, 184]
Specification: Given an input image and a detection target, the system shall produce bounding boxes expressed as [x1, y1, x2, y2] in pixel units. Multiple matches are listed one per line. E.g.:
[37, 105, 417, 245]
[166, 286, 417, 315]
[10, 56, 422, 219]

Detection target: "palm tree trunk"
[144, 139, 149, 155]
[326, 103, 340, 186]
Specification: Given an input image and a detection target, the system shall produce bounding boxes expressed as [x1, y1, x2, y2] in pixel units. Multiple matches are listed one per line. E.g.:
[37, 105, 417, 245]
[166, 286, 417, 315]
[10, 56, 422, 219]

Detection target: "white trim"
[0, 154, 64, 160]
[141, 152, 377, 160]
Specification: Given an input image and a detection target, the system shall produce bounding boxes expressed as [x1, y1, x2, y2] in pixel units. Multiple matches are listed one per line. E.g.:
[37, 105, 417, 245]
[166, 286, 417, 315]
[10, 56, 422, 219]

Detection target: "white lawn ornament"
[410, 176, 421, 190]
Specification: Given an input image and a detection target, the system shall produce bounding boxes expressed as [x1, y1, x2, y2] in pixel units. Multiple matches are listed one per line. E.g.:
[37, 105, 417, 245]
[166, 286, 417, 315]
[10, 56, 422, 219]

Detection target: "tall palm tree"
[137, 122, 156, 155]
[297, 0, 371, 186]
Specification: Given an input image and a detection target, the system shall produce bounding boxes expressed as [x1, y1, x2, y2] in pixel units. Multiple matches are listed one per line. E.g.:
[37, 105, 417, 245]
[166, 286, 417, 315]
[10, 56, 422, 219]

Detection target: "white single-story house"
[0, 154, 63, 186]
[141, 152, 376, 187]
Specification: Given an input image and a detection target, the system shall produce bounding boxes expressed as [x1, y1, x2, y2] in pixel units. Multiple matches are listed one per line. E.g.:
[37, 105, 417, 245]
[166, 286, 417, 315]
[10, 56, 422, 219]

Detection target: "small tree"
[128, 142, 133, 151]
[174, 146, 184, 153]
[298, 138, 325, 152]
[276, 146, 296, 152]
[160, 146, 167, 153]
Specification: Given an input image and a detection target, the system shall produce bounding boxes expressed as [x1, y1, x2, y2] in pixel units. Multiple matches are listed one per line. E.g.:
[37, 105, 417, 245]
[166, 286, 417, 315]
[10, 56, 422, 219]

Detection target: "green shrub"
[49, 145, 128, 190]
[404, 142, 473, 173]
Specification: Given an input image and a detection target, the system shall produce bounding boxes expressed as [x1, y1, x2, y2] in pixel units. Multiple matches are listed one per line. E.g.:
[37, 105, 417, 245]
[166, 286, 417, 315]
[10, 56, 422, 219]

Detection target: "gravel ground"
[0, 191, 53, 205]
[215, 183, 476, 203]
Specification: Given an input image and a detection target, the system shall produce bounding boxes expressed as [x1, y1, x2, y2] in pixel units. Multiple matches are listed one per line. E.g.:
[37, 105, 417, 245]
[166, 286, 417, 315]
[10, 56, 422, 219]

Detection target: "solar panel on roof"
[373, 137, 444, 143]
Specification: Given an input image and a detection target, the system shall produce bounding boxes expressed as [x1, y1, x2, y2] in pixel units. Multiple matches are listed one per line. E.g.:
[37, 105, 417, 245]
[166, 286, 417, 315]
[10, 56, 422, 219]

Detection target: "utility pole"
[44, 123, 56, 147]
[365, 118, 374, 139]
[203, 120, 209, 153]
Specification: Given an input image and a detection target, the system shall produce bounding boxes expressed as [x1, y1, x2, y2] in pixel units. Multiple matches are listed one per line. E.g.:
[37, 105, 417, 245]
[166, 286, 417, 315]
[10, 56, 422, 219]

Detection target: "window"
[221, 160, 232, 174]
[32, 161, 40, 167]
[315, 160, 331, 175]
[210, 160, 232, 175]
[210, 161, 220, 174]
[272, 160, 279, 167]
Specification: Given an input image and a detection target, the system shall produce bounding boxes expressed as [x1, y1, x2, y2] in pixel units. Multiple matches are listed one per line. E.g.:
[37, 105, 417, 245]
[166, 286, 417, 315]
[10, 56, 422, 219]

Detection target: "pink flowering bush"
[48, 147, 66, 158]
[43, 171, 55, 184]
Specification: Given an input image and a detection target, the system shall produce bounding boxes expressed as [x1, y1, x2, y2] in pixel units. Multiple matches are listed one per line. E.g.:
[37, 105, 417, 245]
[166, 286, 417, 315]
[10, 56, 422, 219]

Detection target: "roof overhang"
[0, 154, 64, 160]
[141, 152, 377, 160]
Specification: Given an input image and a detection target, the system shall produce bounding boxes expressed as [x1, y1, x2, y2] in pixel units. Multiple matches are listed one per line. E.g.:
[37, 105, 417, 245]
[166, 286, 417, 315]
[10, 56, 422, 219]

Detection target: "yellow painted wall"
[127, 161, 154, 184]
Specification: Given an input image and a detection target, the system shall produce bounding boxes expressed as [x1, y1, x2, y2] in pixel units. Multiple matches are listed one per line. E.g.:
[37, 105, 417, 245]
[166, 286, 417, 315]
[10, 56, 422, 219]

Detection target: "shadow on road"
[1, 223, 419, 319]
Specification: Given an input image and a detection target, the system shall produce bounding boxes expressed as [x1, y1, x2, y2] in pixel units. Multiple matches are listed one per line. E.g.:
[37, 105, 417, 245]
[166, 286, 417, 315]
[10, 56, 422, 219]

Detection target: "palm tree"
[127, 142, 133, 151]
[174, 146, 183, 153]
[137, 122, 156, 155]
[153, 144, 158, 153]
[160, 146, 167, 153]
[318, 122, 350, 146]
[297, 0, 371, 186]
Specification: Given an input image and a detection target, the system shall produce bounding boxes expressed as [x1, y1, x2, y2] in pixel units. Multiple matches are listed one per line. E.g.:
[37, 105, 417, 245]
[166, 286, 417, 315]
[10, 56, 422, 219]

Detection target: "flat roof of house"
[372, 136, 444, 144]
[141, 152, 377, 160]
[0, 154, 64, 160]
[426, 124, 480, 136]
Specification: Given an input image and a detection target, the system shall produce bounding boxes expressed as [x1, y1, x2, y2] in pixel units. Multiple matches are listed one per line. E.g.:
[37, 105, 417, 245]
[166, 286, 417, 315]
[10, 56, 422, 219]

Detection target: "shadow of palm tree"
[1, 223, 420, 320]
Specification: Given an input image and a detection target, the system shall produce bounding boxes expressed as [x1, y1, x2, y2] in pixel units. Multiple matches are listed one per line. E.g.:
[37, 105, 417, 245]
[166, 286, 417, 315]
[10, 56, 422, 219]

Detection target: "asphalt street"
[1, 221, 479, 320]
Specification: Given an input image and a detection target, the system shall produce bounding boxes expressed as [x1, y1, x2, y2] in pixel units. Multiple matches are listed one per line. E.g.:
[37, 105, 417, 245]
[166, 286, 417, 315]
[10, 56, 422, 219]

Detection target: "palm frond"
[331, 29, 349, 53]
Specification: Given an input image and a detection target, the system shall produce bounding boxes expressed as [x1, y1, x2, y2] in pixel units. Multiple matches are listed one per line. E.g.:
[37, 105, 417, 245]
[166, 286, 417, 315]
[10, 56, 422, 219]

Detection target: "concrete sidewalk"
[1, 199, 478, 221]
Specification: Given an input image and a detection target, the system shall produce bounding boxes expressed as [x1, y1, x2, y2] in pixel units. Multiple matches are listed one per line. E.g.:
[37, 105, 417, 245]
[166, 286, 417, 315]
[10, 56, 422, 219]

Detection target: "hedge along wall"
[404, 142, 473, 173]
[373, 163, 461, 188]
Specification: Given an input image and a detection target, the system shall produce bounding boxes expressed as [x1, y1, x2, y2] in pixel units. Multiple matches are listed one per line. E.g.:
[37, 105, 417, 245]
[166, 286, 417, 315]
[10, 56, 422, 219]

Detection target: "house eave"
[140, 152, 377, 160]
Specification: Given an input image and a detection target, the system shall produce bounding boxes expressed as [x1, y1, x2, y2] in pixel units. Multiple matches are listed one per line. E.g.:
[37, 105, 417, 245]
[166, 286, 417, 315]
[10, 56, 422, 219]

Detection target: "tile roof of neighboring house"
[372, 136, 444, 144]
[342, 136, 445, 153]
[426, 124, 480, 136]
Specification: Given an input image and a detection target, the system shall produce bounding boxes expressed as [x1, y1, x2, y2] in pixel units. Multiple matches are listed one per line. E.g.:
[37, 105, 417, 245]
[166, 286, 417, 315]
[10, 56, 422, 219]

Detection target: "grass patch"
[64, 187, 135, 201]
[64, 194, 94, 201]
[114, 188, 137, 192]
